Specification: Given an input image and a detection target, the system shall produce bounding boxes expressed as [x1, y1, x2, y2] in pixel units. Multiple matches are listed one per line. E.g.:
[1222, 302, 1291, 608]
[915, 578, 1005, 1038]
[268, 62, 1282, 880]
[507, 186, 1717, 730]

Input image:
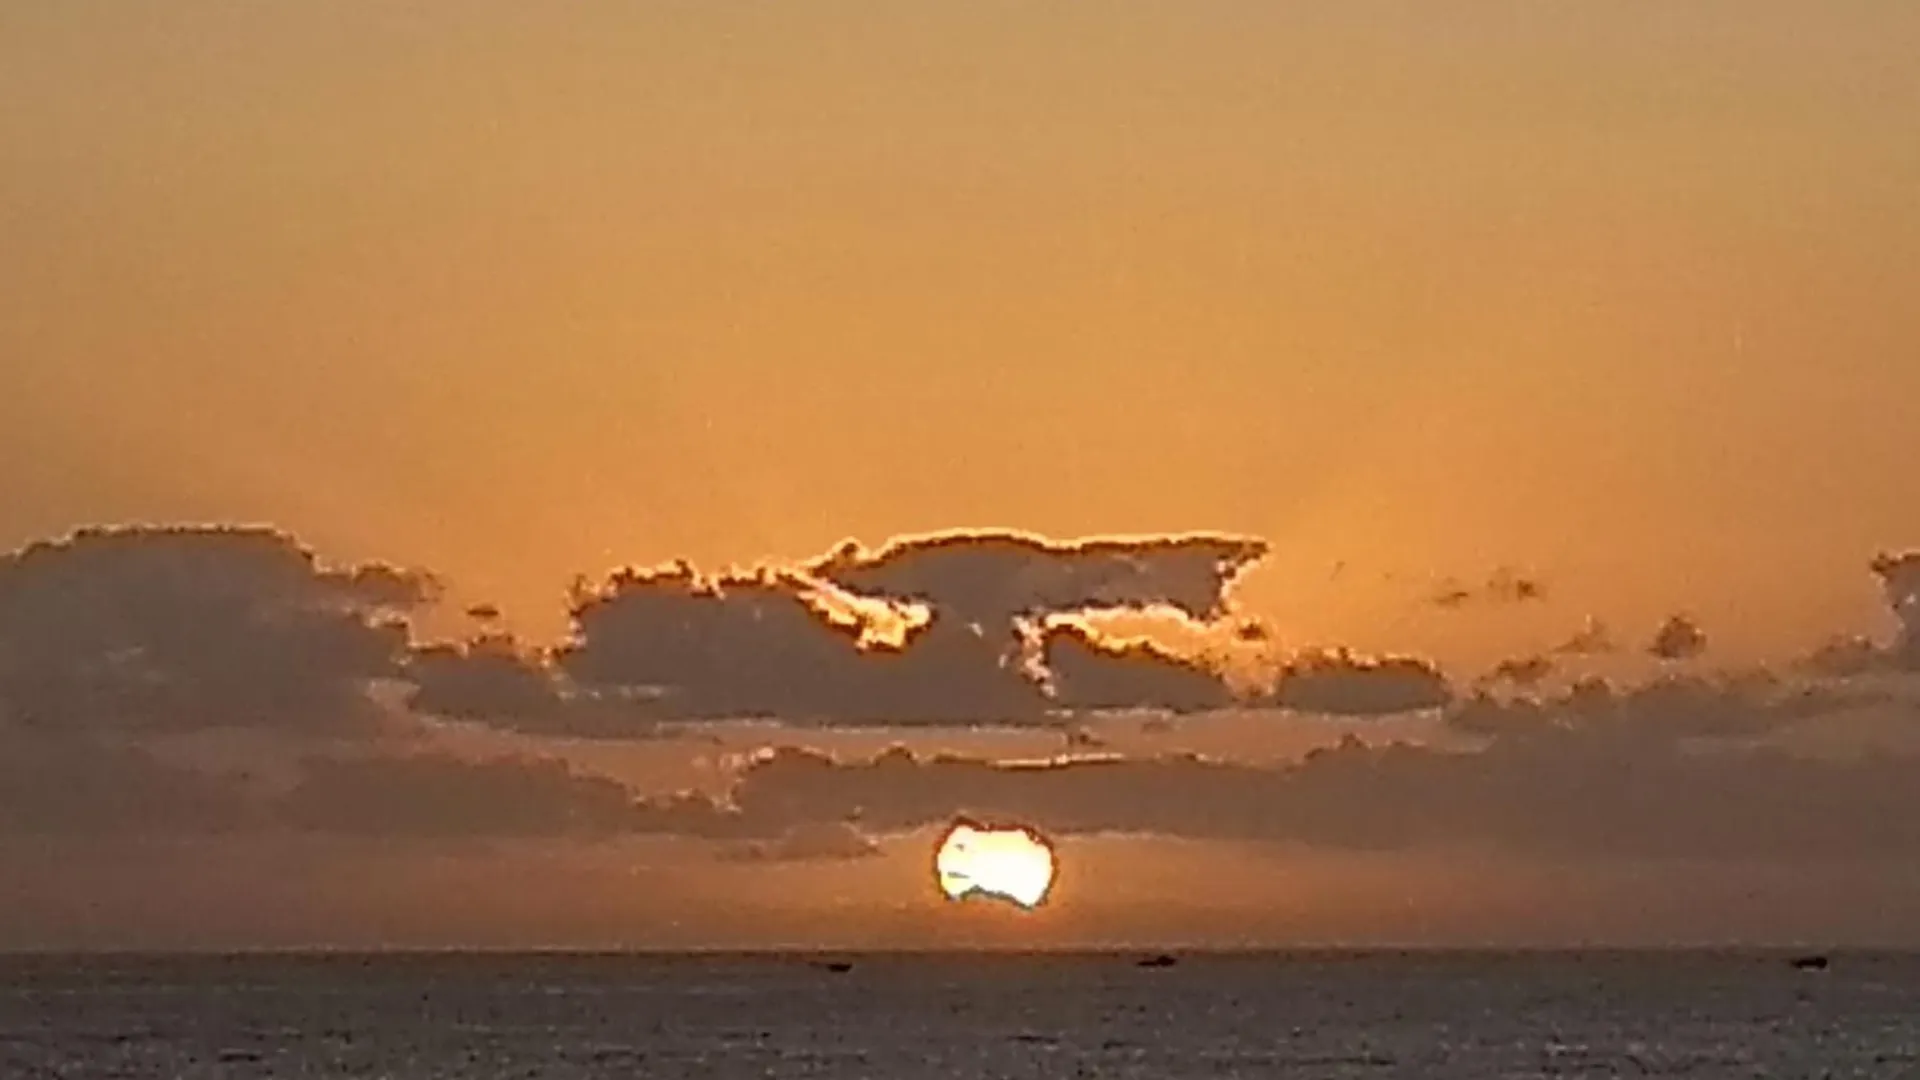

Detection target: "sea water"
[3, 951, 1916, 1078]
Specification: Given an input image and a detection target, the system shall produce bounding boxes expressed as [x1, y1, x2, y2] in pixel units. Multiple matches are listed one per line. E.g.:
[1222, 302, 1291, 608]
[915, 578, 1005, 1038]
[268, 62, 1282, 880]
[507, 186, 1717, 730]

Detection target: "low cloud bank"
[3, 523, 1919, 862]
[0, 526, 428, 739]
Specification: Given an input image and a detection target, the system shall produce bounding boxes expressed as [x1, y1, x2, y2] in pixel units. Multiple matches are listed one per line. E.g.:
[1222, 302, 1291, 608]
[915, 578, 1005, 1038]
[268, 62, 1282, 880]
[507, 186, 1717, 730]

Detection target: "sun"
[933, 818, 1058, 909]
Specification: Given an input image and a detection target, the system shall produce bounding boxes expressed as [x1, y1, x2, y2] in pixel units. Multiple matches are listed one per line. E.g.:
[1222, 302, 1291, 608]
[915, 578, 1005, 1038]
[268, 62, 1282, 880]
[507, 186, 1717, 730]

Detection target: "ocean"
[3, 951, 1917, 1078]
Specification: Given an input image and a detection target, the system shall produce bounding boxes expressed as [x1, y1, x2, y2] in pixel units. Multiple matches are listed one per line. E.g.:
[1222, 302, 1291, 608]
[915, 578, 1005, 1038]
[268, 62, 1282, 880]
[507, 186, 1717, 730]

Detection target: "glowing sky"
[5, 3, 1920, 948]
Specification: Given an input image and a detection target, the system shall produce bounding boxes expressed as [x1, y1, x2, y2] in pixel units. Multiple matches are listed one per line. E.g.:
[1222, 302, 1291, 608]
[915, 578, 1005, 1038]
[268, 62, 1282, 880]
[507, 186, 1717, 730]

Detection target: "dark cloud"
[1483, 655, 1554, 688]
[1800, 635, 1888, 679]
[628, 790, 774, 840]
[1063, 725, 1110, 751]
[692, 712, 1920, 861]
[0, 730, 253, 835]
[809, 530, 1267, 628]
[0, 734, 749, 843]
[1443, 693, 1553, 740]
[1787, 555, 1920, 677]
[0, 526, 427, 739]
[2, 526, 1277, 737]
[1871, 552, 1920, 665]
[1039, 622, 1234, 714]
[1648, 614, 1708, 662]
[717, 820, 882, 863]
[5, 662, 1883, 858]
[1554, 617, 1617, 656]
[405, 636, 571, 731]
[324, 562, 441, 609]
[556, 565, 1048, 727]
[1490, 569, 1547, 604]
[1446, 673, 1864, 743]
[277, 753, 647, 839]
[11, 520, 1920, 868]
[1261, 649, 1452, 716]
[405, 634, 698, 741]
[1430, 568, 1546, 609]
[544, 531, 1271, 731]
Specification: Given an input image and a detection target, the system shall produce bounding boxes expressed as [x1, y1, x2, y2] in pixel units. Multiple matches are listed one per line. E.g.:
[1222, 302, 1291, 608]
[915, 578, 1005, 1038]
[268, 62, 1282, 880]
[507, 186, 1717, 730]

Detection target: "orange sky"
[5, 3, 1920, 947]
[8, 3, 1920, 661]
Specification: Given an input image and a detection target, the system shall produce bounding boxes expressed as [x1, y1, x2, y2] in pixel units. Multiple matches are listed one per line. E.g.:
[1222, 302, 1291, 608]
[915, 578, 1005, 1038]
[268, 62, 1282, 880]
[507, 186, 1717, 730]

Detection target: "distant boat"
[1136, 953, 1178, 969]
[812, 960, 854, 974]
[1789, 954, 1830, 972]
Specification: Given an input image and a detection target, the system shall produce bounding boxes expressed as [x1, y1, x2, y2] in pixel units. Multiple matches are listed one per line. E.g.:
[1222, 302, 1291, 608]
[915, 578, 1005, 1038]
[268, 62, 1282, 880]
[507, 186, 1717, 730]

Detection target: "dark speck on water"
[3, 950, 1919, 1077]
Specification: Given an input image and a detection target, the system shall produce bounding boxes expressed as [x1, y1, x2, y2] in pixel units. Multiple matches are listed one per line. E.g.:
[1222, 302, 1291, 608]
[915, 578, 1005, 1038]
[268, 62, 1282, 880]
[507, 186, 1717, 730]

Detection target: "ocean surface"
[3, 951, 1918, 1078]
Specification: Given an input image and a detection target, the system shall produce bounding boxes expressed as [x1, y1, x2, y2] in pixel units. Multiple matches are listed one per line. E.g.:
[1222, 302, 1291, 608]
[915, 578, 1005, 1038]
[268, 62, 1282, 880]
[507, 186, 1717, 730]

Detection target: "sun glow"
[934, 819, 1058, 909]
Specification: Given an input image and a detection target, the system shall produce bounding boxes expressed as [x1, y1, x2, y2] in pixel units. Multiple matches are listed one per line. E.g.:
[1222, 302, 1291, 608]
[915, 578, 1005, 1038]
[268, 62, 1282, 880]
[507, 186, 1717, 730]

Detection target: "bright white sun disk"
[934, 820, 1057, 909]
